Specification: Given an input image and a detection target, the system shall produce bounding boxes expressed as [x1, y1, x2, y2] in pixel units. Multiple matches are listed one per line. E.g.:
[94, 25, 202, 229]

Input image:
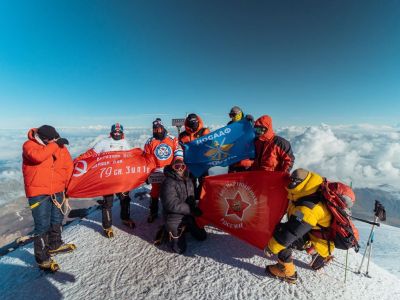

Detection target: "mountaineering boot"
[122, 219, 136, 229]
[154, 225, 168, 246]
[103, 227, 114, 238]
[310, 254, 333, 270]
[147, 197, 159, 223]
[48, 243, 77, 255]
[265, 260, 298, 284]
[38, 258, 60, 272]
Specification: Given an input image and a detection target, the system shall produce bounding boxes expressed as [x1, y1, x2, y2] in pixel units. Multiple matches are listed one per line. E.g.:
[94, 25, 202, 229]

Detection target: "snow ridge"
[1, 194, 399, 300]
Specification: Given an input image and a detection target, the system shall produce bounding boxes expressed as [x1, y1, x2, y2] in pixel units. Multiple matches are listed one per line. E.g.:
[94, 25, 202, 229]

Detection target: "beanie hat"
[229, 106, 242, 115]
[152, 118, 164, 129]
[37, 125, 59, 140]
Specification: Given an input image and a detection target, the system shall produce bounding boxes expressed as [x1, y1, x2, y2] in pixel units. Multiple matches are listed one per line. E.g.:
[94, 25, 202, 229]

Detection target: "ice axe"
[356, 200, 386, 277]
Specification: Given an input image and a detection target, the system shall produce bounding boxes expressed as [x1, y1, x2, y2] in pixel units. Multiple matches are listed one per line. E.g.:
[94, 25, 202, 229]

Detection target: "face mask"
[254, 126, 267, 137]
[188, 119, 199, 131]
[229, 111, 243, 122]
[111, 131, 123, 140]
[153, 127, 165, 139]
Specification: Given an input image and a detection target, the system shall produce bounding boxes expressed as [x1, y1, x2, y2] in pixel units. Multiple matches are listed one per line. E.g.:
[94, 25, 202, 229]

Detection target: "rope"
[51, 192, 71, 216]
[169, 225, 186, 240]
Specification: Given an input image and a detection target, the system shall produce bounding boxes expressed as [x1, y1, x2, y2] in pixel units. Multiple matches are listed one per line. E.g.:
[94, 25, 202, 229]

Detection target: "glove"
[185, 196, 196, 210]
[56, 138, 69, 146]
[263, 245, 274, 258]
[192, 207, 203, 217]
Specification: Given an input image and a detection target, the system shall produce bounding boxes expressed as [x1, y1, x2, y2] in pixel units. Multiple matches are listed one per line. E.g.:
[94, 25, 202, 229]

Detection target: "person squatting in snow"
[78, 123, 135, 238]
[263, 168, 355, 284]
[155, 157, 207, 254]
[22, 125, 76, 272]
[143, 118, 183, 223]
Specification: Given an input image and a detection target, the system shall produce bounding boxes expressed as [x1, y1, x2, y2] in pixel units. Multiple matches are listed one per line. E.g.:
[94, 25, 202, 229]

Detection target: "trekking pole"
[356, 200, 386, 276]
[344, 249, 349, 283]
[350, 216, 380, 227]
[365, 230, 375, 277]
[357, 216, 378, 275]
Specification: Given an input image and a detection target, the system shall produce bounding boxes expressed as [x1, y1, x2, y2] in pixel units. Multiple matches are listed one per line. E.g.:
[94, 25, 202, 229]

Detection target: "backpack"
[317, 180, 360, 252]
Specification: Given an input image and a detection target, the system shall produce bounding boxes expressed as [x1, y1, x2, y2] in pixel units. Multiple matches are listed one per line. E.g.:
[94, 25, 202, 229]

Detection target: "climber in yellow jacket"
[264, 168, 334, 284]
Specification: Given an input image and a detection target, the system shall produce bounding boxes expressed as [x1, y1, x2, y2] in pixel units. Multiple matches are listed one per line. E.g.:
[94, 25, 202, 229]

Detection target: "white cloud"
[277, 124, 400, 191]
[1, 124, 400, 206]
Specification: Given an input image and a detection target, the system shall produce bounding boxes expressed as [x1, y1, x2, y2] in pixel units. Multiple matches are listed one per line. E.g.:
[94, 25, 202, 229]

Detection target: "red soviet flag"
[198, 171, 289, 250]
[67, 149, 156, 198]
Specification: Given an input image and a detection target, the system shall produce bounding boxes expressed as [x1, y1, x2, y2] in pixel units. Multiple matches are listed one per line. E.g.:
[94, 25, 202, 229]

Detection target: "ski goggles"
[187, 118, 199, 128]
[254, 126, 268, 135]
[288, 176, 303, 188]
[172, 162, 186, 172]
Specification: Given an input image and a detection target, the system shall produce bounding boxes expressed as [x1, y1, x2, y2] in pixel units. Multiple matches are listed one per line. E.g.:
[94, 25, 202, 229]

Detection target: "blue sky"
[0, 0, 399, 129]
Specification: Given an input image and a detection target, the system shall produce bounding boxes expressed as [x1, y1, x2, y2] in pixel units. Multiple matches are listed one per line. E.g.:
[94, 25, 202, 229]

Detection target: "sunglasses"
[172, 163, 186, 171]
[229, 112, 239, 118]
[289, 177, 303, 185]
[254, 127, 268, 134]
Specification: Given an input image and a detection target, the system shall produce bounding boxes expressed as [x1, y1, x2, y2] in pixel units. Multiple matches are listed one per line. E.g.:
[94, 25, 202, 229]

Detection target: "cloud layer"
[0, 124, 399, 205]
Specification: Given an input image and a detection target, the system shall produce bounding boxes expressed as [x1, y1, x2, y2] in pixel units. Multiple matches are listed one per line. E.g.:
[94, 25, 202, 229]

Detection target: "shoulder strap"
[195, 128, 206, 138]
[293, 194, 321, 209]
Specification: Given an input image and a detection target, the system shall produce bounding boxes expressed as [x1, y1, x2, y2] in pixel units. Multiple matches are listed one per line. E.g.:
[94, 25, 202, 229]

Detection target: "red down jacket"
[251, 115, 294, 173]
[22, 128, 74, 197]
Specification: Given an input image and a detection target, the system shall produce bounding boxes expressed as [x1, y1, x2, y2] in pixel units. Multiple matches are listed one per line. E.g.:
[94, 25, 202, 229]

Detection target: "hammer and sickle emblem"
[73, 160, 88, 177]
[233, 201, 242, 212]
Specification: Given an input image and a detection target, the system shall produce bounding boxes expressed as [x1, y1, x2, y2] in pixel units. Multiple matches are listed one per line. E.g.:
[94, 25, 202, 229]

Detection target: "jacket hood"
[184, 114, 205, 134]
[254, 115, 275, 141]
[27, 128, 37, 140]
[286, 171, 323, 201]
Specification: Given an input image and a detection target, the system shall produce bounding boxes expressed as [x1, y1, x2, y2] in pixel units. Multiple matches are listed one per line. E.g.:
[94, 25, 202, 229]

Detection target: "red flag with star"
[197, 171, 289, 250]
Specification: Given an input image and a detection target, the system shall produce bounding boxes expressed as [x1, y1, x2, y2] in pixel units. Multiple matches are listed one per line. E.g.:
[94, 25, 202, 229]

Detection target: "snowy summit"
[1, 191, 399, 300]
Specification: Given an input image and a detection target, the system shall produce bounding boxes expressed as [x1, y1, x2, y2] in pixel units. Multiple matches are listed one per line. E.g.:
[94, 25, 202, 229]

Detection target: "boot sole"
[265, 267, 298, 284]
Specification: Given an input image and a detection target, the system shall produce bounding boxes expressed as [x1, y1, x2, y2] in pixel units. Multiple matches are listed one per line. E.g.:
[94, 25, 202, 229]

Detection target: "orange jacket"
[22, 128, 74, 197]
[144, 134, 183, 168]
[251, 115, 294, 173]
[179, 116, 210, 144]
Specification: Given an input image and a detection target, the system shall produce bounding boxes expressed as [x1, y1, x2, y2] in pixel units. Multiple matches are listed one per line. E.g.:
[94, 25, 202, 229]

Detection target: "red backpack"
[316, 180, 360, 252]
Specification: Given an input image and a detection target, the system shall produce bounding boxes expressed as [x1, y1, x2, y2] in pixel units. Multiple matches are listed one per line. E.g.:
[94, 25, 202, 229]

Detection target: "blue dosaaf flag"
[183, 120, 255, 177]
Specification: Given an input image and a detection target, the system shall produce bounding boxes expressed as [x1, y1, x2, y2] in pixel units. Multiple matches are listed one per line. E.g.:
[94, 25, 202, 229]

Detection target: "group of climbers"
[21, 106, 356, 283]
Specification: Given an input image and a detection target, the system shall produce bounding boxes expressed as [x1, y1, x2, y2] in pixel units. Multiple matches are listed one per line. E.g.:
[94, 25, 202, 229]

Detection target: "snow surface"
[1, 193, 400, 300]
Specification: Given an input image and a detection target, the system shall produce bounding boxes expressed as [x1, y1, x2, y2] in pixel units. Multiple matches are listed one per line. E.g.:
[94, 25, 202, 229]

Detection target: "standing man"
[90, 123, 135, 238]
[251, 115, 294, 173]
[178, 113, 210, 198]
[22, 125, 75, 272]
[227, 106, 254, 172]
[144, 118, 183, 223]
[178, 113, 210, 144]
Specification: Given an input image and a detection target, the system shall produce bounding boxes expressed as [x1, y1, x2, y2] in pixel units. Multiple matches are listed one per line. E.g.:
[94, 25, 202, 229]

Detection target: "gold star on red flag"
[225, 192, 250, 220]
